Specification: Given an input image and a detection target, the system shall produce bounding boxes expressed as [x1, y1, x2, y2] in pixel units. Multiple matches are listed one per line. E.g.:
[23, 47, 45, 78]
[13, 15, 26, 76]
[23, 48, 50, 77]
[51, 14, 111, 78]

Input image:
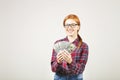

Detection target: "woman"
[51, 14, 89, 80]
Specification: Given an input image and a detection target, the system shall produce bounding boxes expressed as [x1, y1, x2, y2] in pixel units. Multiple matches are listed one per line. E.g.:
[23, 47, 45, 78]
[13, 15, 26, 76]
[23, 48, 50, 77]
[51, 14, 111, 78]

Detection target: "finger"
[57, 56, 63, 63]
[57, 54, 62, 59]
[58, 53, 64, 60]
[63, 54, 72, 64]
[57, 50, 64, 57]
[62, 53, 69, 61]
[63, 52, 72, 61]
[63, 51, 70, 57]
[58, 57, 63, 62]
[63, 49, 69, 54]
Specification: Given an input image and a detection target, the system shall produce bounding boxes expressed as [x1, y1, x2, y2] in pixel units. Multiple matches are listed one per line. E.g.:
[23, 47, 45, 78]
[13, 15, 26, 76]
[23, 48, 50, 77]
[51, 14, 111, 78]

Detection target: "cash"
[53, 41, 76, 53]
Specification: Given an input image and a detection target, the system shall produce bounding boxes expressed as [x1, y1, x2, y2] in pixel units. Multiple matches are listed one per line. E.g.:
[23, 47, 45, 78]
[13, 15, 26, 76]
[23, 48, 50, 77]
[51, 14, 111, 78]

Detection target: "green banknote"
[53, 41, 76, 53]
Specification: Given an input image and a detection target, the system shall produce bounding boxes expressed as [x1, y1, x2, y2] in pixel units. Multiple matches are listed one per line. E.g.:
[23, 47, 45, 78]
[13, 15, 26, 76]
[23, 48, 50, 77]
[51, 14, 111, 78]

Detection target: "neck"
[68, 34, 78, 42]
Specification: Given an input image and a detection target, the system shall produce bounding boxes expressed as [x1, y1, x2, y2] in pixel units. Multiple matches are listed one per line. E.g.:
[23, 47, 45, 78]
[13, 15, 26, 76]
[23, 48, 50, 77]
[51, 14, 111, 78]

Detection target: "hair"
[63, 14, 80, 26]
[63, 14, 82, 48]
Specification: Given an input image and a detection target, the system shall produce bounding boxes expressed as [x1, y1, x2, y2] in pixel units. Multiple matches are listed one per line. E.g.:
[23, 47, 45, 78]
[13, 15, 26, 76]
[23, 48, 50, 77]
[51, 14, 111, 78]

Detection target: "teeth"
[68, 30, 73, 33]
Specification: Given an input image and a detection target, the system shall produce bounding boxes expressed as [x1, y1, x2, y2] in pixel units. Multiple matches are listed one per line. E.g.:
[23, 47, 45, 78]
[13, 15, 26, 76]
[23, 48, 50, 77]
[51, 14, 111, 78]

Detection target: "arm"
[51, 49, 69, 72]
[51, 49, 59, 72]
[67, 43, 89, 74]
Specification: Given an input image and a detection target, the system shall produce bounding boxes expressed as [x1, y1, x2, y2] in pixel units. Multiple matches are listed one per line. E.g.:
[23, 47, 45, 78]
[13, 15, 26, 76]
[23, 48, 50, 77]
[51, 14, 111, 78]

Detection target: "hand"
[56, 50, 64, 64]
[62, 49, 72, 64]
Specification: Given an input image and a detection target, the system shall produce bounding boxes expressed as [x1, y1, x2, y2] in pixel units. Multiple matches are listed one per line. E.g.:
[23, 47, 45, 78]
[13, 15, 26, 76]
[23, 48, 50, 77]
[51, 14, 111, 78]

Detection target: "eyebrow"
[65, 23, 77, 24]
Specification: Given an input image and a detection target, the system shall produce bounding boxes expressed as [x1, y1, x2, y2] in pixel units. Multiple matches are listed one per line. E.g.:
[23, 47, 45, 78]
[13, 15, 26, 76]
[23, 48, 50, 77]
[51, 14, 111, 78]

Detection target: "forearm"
[67, 61, 86, 74]
[51, 60, 58, 72]
[67, 46, 89, 74]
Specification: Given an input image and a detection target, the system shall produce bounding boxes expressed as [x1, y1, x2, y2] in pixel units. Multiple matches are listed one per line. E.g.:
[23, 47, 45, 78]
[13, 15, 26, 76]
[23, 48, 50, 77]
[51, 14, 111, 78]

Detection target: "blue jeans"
[54, 73, 83, 80]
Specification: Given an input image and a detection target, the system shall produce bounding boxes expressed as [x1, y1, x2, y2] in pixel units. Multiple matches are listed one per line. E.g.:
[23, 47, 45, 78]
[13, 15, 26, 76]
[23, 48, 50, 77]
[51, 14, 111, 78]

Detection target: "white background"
[0, 0, 120, 80]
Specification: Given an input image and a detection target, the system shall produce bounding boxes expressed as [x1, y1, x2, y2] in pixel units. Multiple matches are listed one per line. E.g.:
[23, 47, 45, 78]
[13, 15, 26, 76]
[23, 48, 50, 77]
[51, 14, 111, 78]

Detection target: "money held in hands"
[53, 41, 76, 53]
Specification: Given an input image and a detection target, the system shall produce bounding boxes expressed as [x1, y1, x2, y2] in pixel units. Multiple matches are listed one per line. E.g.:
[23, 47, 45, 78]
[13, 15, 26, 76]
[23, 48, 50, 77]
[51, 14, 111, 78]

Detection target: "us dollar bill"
[53, 41, 76, 53]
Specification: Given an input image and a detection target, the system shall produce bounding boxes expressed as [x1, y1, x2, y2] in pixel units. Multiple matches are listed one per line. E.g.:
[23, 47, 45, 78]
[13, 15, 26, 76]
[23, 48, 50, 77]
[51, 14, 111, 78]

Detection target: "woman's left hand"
[62, 49, 72, 64]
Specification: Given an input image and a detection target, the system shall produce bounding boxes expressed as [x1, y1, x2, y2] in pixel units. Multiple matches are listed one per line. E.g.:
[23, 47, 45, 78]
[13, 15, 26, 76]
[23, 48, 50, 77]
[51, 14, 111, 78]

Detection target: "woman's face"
[64, 19, 79, 37]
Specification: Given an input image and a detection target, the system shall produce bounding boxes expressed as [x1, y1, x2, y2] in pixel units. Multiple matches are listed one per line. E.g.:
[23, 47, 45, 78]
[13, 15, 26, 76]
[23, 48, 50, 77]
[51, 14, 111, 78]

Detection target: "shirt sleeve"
[67, 43, 89, 74]
[51, 49, 59, 72]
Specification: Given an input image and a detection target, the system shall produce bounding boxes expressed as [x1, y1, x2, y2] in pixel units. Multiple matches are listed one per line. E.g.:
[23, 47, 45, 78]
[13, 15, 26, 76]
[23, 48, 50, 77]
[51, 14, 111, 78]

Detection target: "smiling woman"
[51, 14, 89, 80]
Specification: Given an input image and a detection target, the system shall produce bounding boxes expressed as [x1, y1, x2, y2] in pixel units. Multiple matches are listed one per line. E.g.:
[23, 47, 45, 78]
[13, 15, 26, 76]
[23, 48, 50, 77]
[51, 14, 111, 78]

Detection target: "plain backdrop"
[0, 0, 120, 80]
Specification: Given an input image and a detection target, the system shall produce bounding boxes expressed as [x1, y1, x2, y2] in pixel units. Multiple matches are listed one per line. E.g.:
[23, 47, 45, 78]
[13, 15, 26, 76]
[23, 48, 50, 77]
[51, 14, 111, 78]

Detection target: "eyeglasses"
[64, 23, 78, 28]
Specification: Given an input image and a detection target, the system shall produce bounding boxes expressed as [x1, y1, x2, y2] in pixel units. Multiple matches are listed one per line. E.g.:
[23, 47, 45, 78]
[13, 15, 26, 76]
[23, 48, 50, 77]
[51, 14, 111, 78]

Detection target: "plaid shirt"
[51, 36, 89, 75]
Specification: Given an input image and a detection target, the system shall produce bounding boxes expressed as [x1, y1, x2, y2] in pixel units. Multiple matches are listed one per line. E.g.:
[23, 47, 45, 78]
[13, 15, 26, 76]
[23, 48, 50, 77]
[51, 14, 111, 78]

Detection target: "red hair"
[63, 14, 82, 48]
[63, 14, 80, 26]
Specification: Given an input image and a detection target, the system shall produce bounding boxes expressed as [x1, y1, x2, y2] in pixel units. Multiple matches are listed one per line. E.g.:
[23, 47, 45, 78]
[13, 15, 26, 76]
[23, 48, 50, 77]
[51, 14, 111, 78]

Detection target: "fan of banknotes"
[53, 41, 76, 53]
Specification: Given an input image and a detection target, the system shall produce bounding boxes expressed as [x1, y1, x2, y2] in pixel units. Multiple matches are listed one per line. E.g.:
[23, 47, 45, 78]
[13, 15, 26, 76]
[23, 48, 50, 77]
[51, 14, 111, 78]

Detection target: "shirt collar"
[64, 35, 80, 47]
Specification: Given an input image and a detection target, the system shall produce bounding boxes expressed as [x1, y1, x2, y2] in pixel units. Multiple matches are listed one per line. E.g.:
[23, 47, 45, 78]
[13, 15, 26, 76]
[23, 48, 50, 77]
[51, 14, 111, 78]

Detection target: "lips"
[67, 29, 74, 33]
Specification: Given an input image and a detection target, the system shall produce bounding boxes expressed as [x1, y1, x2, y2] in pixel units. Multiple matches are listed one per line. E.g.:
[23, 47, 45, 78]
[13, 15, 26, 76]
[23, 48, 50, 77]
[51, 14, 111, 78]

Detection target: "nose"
[67, 25, 73, 28]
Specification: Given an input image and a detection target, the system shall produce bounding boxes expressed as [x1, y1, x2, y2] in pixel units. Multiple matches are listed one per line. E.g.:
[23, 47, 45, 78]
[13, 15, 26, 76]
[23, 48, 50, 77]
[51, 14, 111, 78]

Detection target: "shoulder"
[81, 42, 89, 49]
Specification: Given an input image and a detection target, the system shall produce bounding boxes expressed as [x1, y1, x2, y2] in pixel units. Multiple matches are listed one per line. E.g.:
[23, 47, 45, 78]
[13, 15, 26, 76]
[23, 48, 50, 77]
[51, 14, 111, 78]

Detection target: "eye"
[71, 24, 78, 26]
[64, 23, 78, 28]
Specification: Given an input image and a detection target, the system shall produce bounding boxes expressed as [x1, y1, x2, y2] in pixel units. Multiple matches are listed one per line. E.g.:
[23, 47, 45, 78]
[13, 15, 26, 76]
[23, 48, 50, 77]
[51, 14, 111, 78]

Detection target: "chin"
[68, 32, 74, 34]
[67, 33, 74, 36]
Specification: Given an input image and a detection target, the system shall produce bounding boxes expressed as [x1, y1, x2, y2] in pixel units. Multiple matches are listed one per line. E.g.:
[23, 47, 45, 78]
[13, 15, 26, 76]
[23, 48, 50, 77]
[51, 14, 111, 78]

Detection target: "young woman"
[51, 14, 89, 80]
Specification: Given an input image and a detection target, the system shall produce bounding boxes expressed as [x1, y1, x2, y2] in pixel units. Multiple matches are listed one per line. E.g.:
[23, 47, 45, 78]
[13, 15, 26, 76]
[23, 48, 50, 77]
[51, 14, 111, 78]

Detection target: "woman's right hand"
[56, 50, 64, 64]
